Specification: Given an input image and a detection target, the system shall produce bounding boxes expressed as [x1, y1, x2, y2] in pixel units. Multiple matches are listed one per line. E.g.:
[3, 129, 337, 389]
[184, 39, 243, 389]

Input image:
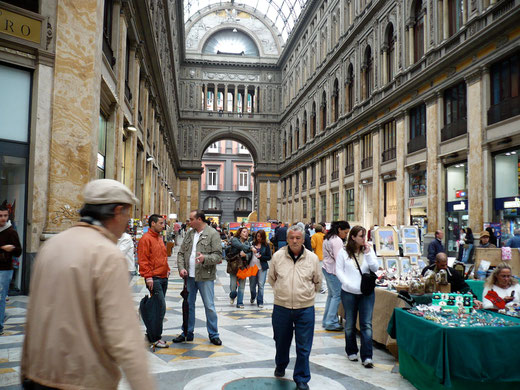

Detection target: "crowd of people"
[2, 178, 515, 390]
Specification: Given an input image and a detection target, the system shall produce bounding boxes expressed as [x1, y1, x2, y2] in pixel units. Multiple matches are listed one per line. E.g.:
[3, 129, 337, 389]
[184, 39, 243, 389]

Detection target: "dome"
[202, 29, 260, 56]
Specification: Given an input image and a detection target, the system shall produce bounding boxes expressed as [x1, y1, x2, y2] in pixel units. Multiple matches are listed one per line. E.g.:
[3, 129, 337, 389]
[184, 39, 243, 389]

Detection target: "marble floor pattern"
[0, 246, 416, 390]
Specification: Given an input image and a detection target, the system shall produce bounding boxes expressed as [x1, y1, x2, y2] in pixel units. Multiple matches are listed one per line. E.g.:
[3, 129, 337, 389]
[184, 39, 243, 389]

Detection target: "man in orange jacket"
[138, 214, 170, 348]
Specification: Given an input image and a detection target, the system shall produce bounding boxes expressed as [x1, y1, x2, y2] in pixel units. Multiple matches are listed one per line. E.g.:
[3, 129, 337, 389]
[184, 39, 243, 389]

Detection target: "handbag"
[226, 248, 245, 275]
[236, 264, 259, 280]
[352, 253, 377, 296]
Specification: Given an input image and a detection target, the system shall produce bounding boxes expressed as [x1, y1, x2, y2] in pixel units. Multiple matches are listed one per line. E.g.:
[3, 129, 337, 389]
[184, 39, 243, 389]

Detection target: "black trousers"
[22, 379, 59, 390]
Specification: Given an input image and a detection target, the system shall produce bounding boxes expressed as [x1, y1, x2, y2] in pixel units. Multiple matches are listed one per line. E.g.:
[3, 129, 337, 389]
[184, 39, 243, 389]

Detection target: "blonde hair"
[485, 263, 518, 288]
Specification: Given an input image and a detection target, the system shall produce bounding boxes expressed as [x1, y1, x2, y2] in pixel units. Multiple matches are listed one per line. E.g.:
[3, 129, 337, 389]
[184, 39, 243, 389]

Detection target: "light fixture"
[147, 156, 154, 162]
[512, 151, 517, 155]
[506, 153, 511, 156]
[125, 124, 137, 132]
[232, 28, 237, 33]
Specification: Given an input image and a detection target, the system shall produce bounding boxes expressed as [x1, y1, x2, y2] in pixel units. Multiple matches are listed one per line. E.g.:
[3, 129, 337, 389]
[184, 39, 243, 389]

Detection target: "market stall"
[388, 308, 520, 390]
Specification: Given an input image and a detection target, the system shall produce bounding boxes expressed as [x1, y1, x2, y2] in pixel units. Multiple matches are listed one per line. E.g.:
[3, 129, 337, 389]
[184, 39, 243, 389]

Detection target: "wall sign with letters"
[0, 6, 42, 45]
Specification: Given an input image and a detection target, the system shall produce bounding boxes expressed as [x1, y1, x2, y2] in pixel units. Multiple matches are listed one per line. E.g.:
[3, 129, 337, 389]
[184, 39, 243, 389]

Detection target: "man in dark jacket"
[272, 222, 288, 251]
[0, 205, 21, 335]
[427, 230, 445, 264]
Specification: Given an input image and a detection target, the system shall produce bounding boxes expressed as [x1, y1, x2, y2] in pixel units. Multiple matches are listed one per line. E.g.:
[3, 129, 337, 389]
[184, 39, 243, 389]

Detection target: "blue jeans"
[272, 305, 315, 384]
[184, 277, 219, 339]
[322, 268, 342, 329]
[341, 290, 375, 361]
[276, 241, 287, 251]
[229, 274, 246, 306]
[249, 268, 267, 305]
[0, 270, 12, 332]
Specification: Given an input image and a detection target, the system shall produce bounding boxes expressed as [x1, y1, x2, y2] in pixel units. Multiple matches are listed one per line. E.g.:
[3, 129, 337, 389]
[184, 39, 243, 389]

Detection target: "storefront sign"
[0, 7, 41, 44]
[409, 197, 427, 208]
[447, 200, 467, 212]
[455, 190, 467, 198]
[453, 202, 466, 211]
[504, 197, 520, 209]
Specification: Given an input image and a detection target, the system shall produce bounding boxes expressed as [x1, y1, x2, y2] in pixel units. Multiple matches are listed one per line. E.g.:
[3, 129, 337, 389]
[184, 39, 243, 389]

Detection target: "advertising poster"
[251, 222, 273, 240]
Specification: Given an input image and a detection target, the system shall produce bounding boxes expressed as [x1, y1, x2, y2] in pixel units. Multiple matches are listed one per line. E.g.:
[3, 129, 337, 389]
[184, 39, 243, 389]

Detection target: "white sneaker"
[230, 297, 235, 305]
[258, 304, 264, 308]
[362, 358, 374, 368]
[347, 354, 358, 361]
[153, 340, 169, 349]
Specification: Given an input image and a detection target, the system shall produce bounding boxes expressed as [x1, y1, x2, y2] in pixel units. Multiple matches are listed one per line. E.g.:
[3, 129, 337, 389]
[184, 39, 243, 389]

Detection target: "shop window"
[98, 113, 108, 179]
[0, 64, 31, 143]
[446, 163, 468, 256]
[488, 52, 520, 125]
[408, 103, 426, 153]
[442, 82, 467, 141]
[446, 163, 467, 202]
[382, 120, 396, 162]
[494, 149, 520, 242]
[409, 170, 427, 198]
[332, 192, 339, 221]
[346, 188, 355, 222]
[320, 194, 327, 222]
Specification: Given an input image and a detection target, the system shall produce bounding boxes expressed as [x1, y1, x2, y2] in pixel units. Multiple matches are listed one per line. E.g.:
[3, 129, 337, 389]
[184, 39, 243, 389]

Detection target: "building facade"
[200, 140, 254, 224]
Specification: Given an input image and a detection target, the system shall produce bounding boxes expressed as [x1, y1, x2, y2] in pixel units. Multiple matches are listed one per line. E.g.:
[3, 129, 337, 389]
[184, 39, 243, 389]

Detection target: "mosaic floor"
[0, 244, 416, 390]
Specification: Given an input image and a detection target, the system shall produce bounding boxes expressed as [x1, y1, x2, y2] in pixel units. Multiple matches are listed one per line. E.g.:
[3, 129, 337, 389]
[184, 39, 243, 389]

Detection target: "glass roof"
[202, 29, 260, 56]
[184, 0, 309, 43]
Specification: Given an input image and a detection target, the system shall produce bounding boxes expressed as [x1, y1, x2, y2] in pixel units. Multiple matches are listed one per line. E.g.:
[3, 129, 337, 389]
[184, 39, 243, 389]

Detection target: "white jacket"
[336, 247, 379, 295]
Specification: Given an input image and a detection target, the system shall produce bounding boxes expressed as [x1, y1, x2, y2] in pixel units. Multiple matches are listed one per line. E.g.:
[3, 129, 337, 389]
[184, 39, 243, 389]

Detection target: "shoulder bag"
[352, 253, 377, 296]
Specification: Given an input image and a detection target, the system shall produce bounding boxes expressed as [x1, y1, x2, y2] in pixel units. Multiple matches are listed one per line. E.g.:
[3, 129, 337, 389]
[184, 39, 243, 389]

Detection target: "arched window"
[295, 119, 300, 150]
[204, 196, 221, 211]
[321, 91, 327, 131]
[311, 102, 317, 138]
[386, 23, 395, 83]
[235, 197, 252, 211]
[303, 110, 308, 144]
[413, 0, 425, 62]
[346, 63, 354, 112]
[363, 46, 373, 100]
[333, 78, 339, 122]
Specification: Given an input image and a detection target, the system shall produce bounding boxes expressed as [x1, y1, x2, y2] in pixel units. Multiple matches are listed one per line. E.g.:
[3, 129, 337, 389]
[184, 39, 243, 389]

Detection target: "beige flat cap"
[83, 179, 139, 205]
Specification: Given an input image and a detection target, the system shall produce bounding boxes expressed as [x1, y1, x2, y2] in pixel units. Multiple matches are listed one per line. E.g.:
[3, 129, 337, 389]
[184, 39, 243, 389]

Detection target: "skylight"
[184, 0, 309, 43]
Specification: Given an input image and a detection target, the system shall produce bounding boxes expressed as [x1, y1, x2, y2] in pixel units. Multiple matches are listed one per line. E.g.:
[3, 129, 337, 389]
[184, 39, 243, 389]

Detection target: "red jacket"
[138, 230, 169, 278]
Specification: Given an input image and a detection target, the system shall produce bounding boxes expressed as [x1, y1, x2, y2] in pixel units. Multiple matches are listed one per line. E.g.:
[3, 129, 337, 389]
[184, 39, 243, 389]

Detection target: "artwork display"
[403, 241, 421, 256]
[399, 257, 412, 275]
[401, 226, 419, 241]
[374, 227, 399, 256]
[385, 258, 399, 274]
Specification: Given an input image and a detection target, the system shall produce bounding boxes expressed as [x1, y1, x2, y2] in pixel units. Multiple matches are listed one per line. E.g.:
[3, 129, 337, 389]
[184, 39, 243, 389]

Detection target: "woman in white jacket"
[335, 225, 379, 368]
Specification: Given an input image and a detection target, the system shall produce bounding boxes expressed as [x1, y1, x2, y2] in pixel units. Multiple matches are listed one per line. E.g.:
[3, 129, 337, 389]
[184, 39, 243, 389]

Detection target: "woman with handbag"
[335, 225, 379, 368]
[227, 227, 253, 308]
[249, 230, 272, 308]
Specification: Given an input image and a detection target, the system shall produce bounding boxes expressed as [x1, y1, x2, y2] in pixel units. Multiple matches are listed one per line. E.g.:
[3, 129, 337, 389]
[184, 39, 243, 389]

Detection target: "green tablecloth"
[388, 308, 520, 388]
[466, 280, 484, 301]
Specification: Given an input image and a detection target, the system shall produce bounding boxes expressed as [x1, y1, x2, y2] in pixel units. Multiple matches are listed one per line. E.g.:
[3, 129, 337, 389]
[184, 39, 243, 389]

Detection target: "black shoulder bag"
[352, 253, 377, 296]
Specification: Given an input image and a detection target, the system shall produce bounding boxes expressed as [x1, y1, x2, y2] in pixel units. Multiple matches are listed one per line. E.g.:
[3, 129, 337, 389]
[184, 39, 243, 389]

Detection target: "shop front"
[408, 169, 427, 240]
[0, 62, 31, 294]
[445, 163, 468, 257]
[493, 149, 520, 243]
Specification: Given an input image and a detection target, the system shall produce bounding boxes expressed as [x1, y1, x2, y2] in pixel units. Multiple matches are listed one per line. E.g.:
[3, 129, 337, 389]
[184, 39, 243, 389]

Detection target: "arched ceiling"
[184, 0, 309, 43]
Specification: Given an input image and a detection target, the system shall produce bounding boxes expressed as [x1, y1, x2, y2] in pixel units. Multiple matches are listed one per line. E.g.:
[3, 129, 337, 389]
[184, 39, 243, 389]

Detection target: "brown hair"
[253, 229, 267, 245]
[235, 227, 248, 239]
[345, 225, 366, 259]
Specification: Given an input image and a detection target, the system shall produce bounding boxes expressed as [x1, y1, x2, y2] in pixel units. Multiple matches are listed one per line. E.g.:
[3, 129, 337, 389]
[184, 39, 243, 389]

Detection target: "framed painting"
[401, 226, 419, 241]
[403, 241, 421, 256]
[409, 255, 419, 265]
[399, 257, 412, 275]
[374, 227, 399, 256]
[376, 257, 385, 270]
[417, 258, 427, 270]
[385, 257, 399, 273]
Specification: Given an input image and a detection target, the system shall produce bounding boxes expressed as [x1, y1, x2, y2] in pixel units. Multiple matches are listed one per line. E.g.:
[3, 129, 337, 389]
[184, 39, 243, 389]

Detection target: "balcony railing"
[361, 157, 373, 170]
[345, 164, 354, 175]
[441, 118, 467, 142]
[331, 171, 339, 180]
[310, 179, 316, 188]
[233, 185, 250, 191]
[408, 134, 426, 154]
[382, 147, 396, 162]
[487, 97, 520, 126]
[320, 176, 327, 185]
[205, 184, 223, 191]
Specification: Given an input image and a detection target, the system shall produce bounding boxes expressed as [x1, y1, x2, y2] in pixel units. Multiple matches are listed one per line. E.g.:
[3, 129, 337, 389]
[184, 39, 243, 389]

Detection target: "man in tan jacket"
[269, 224, 321, 390]
[21, 179, 154, 390]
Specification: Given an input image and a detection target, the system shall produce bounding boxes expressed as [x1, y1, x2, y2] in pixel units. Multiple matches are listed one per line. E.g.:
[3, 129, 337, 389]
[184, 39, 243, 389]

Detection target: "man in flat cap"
[21, 179, 154, 390]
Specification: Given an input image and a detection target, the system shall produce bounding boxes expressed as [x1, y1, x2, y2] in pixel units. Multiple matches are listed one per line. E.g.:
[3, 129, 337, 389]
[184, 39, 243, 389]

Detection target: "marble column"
[372, 129, 381, 225]
[45, 0, 104, 233]
[395, 113, 406, 225]
[466, 71, 484, 232]
[233, 85, 238, 112]
[408, 24, 414, 65]
[224, 85, 228, 112]
[426, 94, 440, 232]
[203, 84, 208, 111]
[381, 47, 388, 85]
[443, 0, 449, 40]
[213, 85, 218, 111]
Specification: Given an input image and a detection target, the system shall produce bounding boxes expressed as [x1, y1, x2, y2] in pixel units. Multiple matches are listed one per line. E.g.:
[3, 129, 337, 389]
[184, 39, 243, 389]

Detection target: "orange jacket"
[138, 230, 169, 278]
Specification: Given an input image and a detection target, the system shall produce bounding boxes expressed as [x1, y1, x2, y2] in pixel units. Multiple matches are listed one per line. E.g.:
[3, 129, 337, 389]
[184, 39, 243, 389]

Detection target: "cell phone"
[512, 291, 515, 298]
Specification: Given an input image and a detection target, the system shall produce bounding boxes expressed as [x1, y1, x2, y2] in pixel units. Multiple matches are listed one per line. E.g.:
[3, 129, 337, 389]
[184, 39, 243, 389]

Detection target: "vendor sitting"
[482, 263, 520, 310]
[478, 231, 496, 248]
[422, 253, 482, 308]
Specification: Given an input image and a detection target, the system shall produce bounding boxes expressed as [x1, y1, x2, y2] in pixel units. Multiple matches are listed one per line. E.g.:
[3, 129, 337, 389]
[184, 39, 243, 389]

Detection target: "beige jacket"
[21, 223, 154, 390]
[268, 246, 322, 309]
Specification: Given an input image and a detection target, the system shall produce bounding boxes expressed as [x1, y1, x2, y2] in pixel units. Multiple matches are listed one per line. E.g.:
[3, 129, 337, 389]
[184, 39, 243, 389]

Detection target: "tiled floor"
[0, 245, 416, 390]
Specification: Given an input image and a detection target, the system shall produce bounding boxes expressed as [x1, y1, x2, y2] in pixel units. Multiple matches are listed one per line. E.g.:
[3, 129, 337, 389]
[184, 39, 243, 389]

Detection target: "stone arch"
[197, 25, 266, 57]
[198, 128, 260, 164]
